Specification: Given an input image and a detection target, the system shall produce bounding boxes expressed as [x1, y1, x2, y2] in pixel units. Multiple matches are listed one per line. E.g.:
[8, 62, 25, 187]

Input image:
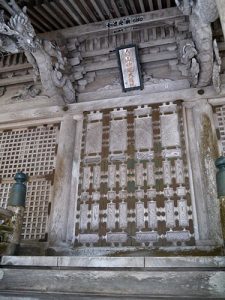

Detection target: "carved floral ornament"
[176, 0, 222, 93]
[0, 0, 75, 104]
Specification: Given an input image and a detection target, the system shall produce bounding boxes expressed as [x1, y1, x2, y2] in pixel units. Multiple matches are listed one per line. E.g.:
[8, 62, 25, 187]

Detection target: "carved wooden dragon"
[176, 0, 221, 92]
[0, 0, 75, 103]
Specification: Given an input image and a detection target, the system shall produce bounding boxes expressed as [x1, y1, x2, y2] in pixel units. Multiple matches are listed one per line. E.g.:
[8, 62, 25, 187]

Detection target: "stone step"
[0, 256, 225, 298]
[1, 255, 225, 269]
[0, 267, 225, 299]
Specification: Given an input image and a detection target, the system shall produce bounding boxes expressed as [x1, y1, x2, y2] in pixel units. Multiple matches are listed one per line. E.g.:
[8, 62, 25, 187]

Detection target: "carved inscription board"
[75, 103, 195, 247]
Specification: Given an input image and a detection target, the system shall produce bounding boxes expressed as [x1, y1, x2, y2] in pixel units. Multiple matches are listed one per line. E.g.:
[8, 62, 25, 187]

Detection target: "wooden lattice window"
[0, 124, 59, 240]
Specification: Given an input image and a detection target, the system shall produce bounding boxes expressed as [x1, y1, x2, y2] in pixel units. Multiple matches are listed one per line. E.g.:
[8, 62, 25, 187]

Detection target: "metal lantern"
[8, 172, 27, 207]
[215, 156, 225, 198]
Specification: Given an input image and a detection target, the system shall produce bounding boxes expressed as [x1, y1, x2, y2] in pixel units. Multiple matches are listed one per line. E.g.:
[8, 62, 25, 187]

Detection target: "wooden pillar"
[66, 117, 83, 243]
[216, 0, 225, 40]
[48, 115, 76, 246]
[184, 100, 223, 246]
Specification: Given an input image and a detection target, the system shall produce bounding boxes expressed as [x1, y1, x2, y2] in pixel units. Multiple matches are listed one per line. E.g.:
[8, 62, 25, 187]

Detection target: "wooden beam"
[50, 1, 74, 27]
[27, 8, 53, 31]
[68, 0, 90, 24]
[34, 6, 60, 30]
[0, 63, 32, 73]
[0, 74, 34, 87]
[157, 0, 162, 9]
[42, 3, 67, 28]
[82, 50, 177, 72]
[1, 84, 225, 125]
[110, 0, 121, 18]
[81, 1, 98, 22]
[120, 0, 129, 16]
[148, 0, 154, 11]
[90, 0, 105, 21]
[100, 0, 113, 19]
[27, 11, 48, 32]
[81, 37, 176, 58]
[59, 0, 83, 25]
[166, 0, 171, 8]
[129, 0, 137, 14]
[0, 117, 63, 130]
[139, 0, 145, 13]
[42, 7, 182, 40]
[79, 79, 190, 102]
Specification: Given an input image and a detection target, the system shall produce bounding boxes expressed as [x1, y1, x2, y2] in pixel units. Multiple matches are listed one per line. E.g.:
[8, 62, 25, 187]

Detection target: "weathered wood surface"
[0, 63, 32, 74]
[0, 74, 34, 87]
[82, 50, 177, 71]
[0, 83, 225, 127]
[0, 268, 225, 298]
[66, 118, 83, 242]
[189, 101, 222, 244]
[2, 255, 225, 268]
[49, 116, 77, 245]
[42, 8, 183, 40]
[81, 37, 176, 58]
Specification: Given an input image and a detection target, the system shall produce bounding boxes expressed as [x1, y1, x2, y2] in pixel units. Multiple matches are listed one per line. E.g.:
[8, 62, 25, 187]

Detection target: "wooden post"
[184, 100, 223, 246]
[48, 115, 76, 246]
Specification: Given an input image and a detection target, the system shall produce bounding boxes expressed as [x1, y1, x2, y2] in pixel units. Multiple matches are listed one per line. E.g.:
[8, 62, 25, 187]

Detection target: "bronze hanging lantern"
[8, 172, 27, 207]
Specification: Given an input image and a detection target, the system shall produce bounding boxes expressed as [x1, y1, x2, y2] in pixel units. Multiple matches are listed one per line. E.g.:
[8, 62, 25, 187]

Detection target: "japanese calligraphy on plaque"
[106, 16, 144, 28]
[117, 45, 143, 92]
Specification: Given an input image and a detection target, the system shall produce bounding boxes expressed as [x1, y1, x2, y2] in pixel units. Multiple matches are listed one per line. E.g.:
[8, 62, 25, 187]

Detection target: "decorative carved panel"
[215, 105, 225, 155]
[0, 124, 59, 240]
[75, 103, 195, 247]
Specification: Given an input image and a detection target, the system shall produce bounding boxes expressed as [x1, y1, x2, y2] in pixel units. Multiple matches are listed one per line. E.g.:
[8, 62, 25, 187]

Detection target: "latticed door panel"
[0, 124, 59, 240]
[75, 102, 195, 247]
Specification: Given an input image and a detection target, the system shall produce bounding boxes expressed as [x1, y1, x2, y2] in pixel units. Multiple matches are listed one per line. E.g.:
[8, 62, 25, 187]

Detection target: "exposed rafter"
[110, 0, 121, 18]
[100, 0, 113, 19]
[27, 8, 52, 31]
[157, 0, 162, 10]
[50, 1, 74, 27]
[34, 5, 60, 30]
[90, 0, 105, 21]
[42, 7, 183, 40]
[120, 0, 129, 16]
[0, 0, 177, 33]
[68, 0, 90, 24]
[59, 0, 83, 25]
[81, 1, 98, 22]
[41, 3, 67, 28]
[166, 0, 171, 8]
[148, 0, 154, 11]
[129, 0, 137, 14]
[139, 0, 145, 13]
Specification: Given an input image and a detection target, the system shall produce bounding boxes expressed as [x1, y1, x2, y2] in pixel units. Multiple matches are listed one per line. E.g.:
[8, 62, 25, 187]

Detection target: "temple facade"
[0, 0, 224, 258]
